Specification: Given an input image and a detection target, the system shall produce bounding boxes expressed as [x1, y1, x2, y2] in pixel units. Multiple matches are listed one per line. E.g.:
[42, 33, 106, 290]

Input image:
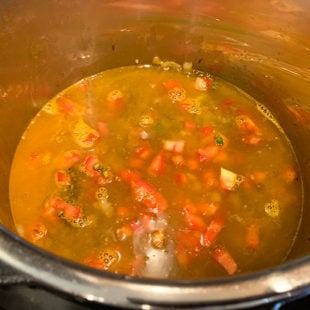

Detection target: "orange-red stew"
[9, 64, 302, 279]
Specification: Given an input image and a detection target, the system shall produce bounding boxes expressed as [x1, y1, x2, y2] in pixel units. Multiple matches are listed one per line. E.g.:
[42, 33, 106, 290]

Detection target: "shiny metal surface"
[0, 0, 309, 308]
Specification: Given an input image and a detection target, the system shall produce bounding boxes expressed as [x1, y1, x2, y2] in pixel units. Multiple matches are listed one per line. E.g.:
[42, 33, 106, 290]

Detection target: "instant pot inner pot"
[0, 0, 309, 276]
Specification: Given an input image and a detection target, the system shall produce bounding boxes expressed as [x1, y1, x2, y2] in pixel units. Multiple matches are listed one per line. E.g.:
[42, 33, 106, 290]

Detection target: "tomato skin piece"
[213, 247, 237, 275]
[201, 217, 224, 247]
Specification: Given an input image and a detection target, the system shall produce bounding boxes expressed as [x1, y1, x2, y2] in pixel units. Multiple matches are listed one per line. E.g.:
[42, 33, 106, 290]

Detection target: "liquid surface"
[10, 64, 302, 280]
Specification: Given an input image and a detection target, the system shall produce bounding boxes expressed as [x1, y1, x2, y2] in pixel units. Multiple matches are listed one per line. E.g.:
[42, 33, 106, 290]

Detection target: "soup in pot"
[9, 61, 302, 279]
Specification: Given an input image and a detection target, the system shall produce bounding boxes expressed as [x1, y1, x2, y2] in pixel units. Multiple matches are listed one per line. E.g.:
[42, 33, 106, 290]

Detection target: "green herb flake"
[214, 135, 224, 146]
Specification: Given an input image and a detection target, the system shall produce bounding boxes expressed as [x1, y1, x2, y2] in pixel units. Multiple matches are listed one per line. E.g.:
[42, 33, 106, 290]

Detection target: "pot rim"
[1, 224, 310, 309]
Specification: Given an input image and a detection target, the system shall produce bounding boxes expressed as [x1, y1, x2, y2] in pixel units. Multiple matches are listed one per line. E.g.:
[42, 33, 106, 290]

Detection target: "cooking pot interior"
[0, 0, 309, 272]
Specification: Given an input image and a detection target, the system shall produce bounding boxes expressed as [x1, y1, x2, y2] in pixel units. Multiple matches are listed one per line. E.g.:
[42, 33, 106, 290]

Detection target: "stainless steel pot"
[0, 0, 309, 308]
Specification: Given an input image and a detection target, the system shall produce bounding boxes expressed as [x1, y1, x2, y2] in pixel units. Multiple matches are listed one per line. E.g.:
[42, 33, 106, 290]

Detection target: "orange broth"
[9, 64, 302, 279]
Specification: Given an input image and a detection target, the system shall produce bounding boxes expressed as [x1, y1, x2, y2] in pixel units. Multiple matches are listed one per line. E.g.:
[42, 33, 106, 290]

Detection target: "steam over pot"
[0, 0, 309, 308]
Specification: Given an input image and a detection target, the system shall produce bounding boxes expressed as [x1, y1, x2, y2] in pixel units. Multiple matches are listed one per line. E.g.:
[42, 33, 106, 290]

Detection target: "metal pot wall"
[0, 0, 309, 308]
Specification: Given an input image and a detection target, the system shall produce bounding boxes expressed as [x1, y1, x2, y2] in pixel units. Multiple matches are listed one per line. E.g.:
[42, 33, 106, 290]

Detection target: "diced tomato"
[135, 144, 153, 160]
[197, 146, 218, 162]
[29, 152, 39, 161]
[63, 203, 81, 220]
[187, 157, 200, 170]
[250, 171, 267, 184]
[197, 202, 220, 217]
[242, 135, 262, 145]
[119, 169, 141, 183]
[171, 154, 185, 166]
[175, 172, 187, 184]
[246, 224, 260, 249]
[202, 169, 217, 189]
[183, 200, 198, 215]
[44, 196, 64, 219]
[201, 217, 224, 247]
[148, 151, 165, 176]
[28, 152, 51, 165]
[84, 257, 105, 270]
[97, 121, 109, 137]
[175, 231, 202, 269]
[106, 89, 124, 113]
[62, 150, 82, 168]
[72, 120, 100, 149]
[30, 223, 47, 241]
[116, 224, 133, 241]
[130, 178, 168, 212]
[282, 167, 298, 182]
[56, 96, 76, 115]
[143, 191, 168, 213]
[213, 247, 237, 275]
[179, 100, 192, 112]
[129, 157, 145, 169]
[84, 248, 120, 271]
[116, 206, 133, 219]
[175, 231, 202, 254]
[220, 167, 245, 191]
[194, 76, 213, 91]
[175, 245, 190, 269]
[235, 115, 261, 135]
[184, 120, 197, 132]
[84, 132, 100, 144]
[162, 79, 183, 91]
[162, 140, 185, 153]
[55, 170, 71, 186]
[221, 98, 234, 111]
[185, 213, 206, 231]
[200, 125, 214, 135]
[80, 154, 100, 177]
[213, 151, 228, 163]
[44, 196, 81, 221]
